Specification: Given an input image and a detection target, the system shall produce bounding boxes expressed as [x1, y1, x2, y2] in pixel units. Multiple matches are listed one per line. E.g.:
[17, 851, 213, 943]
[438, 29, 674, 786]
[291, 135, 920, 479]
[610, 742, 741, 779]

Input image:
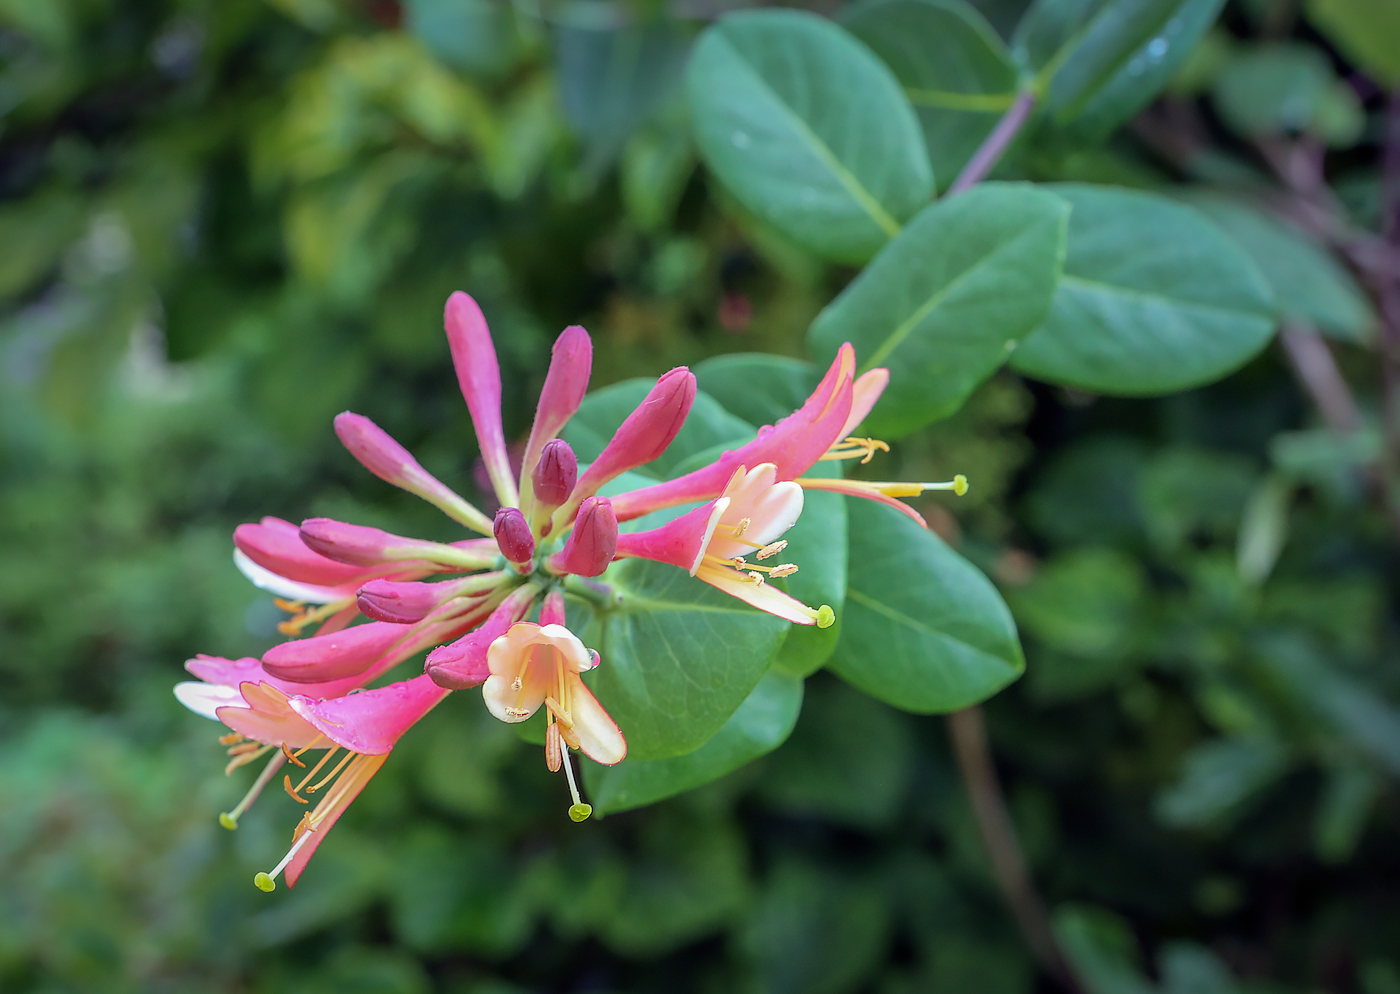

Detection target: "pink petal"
[839, 368, 889, 437]
[609, 345, 855, 521]
[289, 673, 450, 755]
[285, 753, 387, 887]
[521, 325, 593, 488]
[445, 291, 518, 508]
[795, 477, 928, 528]
[548, 496, 618, 577]
[613, 498, 728, 574]
[424, 585, 538, 690]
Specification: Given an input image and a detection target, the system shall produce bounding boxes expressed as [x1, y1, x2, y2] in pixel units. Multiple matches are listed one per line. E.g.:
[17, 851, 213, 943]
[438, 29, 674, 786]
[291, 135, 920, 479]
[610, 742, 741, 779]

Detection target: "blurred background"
[1, 0, 1397, 992]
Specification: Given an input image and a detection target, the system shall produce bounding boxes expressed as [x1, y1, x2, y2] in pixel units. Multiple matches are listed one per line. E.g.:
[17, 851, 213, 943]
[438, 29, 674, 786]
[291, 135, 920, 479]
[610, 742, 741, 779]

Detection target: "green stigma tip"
[953, 474, 968, 496]
[568, 803, 593, 822]
[218, 812, 238, 831]
[253, 872, 276, 893]
[816, 604, 835, 629]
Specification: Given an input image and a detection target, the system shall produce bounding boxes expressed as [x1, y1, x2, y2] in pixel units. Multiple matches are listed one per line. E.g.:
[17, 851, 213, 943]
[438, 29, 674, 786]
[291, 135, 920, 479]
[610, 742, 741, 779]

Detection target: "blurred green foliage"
[2, 1, 1398, 993]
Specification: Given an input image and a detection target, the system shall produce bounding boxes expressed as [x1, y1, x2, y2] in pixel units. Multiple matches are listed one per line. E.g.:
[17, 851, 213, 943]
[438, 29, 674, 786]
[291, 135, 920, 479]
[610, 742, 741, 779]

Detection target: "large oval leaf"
[843, 0, 1020, 189]
[827, 500, 1023, 713]
[588, 559, 791, 760]
[1010, 185, 1276, 394]
[582, 668, 804, 815]
[808, 183, 1069, 437]
[686, 9, 933, 264]
[1184, 193, 1375, 343]
[1013, 0, 1226, 141]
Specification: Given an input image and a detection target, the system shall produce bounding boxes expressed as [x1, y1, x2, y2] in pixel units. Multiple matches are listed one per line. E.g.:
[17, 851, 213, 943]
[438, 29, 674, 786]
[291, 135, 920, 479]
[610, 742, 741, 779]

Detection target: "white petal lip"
[706, 464, 803, 560]
[687, 497, 730, 575]
[696, 562, 817, 625]
[174, 681, 247, 720]
[233, 549, 349, 604]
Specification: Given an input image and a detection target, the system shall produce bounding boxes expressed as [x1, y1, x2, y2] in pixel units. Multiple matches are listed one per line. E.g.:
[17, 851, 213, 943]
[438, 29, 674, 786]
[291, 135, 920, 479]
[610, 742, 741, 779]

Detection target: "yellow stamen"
[306, 750, 356, 794]
[280, 742, 306, 768]
[275, 599, 349, 637]
[219, 731, 244, 746]
[755, 540, 787, 560]
[291, 745, 341, 793]
[819, 436, 890, 464]
[769, 564, 799, 578]
[284, 774, 311, 804]
[747, 571, 765, 585]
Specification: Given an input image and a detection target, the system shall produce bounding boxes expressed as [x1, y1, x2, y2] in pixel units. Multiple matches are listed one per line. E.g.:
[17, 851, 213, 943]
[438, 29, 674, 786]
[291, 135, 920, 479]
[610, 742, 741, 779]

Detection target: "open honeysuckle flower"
[607, 346, 966, 529]
[481, 592, 625, 821]
[614, 463, 834, 627]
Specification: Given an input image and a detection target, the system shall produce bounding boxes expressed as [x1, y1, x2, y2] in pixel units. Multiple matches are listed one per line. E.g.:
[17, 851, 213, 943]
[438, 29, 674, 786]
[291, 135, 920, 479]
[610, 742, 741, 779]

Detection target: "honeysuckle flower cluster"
[175, 291, 966, 891]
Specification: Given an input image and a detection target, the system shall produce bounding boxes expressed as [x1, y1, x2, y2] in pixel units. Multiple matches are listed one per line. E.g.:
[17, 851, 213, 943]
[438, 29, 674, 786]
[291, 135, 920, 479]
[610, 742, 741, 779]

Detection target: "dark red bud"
[531, 438, 578, 508]
[550, 496, 618, 577]
[493, 507, 535, 564]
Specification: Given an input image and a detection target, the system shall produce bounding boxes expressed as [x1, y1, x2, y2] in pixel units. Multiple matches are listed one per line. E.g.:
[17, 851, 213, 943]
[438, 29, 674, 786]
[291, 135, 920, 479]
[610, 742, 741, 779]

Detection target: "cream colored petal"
[696, 562, 816, 625]
[538, 623, 594, 673]
[482, 669, 548, 722]
[174, 681, 246, 720]
[565, 672, 627, 765]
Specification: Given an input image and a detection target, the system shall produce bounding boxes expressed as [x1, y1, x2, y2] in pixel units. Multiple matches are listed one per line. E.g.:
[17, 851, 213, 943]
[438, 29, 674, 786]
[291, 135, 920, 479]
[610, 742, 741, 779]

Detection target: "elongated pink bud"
[334, 412, 494, 534]
[357, 579, 452, 624]
[521, 325, 592, 486]
[614, 498, 728, 573]
[300, 518, 493, 571]
[234, 518, 373, 587]
[262, 622, 409, 682]
[560, 368, 696, 519]
[494, 507, 535, 565]
[445, 291, 519, 508]
[426, 585, 538, 690]
[549, 496, 618, 577]
[539, 589, 566, 627]
[531, 438, 578, 509]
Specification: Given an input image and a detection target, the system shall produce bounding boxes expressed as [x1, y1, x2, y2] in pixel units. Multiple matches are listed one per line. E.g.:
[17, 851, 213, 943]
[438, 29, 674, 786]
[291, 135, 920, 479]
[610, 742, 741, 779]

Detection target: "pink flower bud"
[565, 368, 696, 513]
[262, 622, 409, 682]
[300, 518, 491, 571]
[426, 586, 537, 690]
[445, 291, 518, 508]
[234, 517, 372, 587]
[357, 579, 450, 624]
[531, 438, 578, 509]
[334, 412, 493, 534]
[493, 507, 535, 564]
[521, 325, 592, 482]
[549, 496, 618, 577]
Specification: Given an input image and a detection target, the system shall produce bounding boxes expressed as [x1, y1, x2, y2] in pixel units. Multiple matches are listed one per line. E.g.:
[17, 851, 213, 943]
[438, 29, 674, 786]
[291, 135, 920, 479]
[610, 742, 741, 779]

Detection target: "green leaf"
[686, 9, 933, 264]
[827, 500, 1023, 713]
[1184, 194, 1376, 343]
[1211, 42, 1363, 147]
[554, 20, 690, 175]
[1013, 0, 1226, 140]
[588, 558, 791, 760]
[403, 0, 519, 77]
[1306, 0, 1400, 87]
[693, 353, 819, 429]
[1156, 737, 1288, 827]
[1010, 185, 1276, 394]
[563, 380, 754, 479]
[583, 668, 804, 815]
[808, 183, 1068, 437]
[842, 0, 1020, 188]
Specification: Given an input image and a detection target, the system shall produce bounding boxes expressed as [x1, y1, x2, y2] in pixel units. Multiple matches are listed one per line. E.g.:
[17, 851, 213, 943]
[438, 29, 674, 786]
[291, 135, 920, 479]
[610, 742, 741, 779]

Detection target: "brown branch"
[948, 707, 1084, 993]
[1278, 325, 1362, 432]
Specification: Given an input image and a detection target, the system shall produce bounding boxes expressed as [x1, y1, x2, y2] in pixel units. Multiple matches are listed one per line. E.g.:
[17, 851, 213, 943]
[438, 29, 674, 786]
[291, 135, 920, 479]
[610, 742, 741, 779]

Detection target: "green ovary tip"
[568, 803, 593, 822]
[253, 872, 276, 892]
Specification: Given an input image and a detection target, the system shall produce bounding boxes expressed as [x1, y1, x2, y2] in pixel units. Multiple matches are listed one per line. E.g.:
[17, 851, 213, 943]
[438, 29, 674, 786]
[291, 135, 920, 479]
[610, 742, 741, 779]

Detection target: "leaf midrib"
[1059, 273, 1270, 320]
[861, 206, 1064, 370]
[722, 33, 903, 239]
